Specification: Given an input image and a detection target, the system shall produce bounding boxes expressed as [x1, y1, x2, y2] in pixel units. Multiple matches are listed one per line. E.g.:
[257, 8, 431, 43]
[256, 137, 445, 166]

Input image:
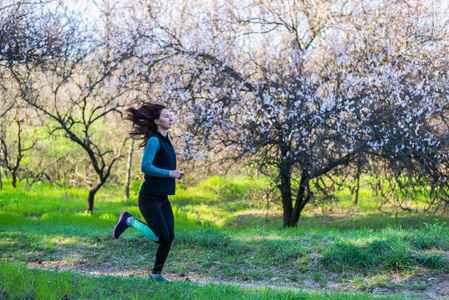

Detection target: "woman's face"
[156, 108, 173, 130]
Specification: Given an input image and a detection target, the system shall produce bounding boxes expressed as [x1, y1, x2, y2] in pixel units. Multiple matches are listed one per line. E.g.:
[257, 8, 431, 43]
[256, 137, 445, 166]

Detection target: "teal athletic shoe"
[113, 210, 132, 239]
[150, 274, 172, 283]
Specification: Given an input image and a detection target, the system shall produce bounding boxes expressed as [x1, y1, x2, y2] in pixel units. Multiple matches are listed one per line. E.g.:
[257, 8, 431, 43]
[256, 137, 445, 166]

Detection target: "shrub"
[367, 239, 390, 255]
[415, 252, 444, 269]
[321, 240, 374, 271]
[382, 239, 414, 271]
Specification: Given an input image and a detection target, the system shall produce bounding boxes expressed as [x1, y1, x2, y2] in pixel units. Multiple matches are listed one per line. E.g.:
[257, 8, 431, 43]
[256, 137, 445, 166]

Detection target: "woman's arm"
[141, 137, 170, 178]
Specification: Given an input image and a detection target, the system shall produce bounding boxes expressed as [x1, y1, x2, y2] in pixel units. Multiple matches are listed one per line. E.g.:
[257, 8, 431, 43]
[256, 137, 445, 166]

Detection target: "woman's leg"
[151, 198, 175, 274]
[138, 194, 175, 274]
[127, 217, 159, 241]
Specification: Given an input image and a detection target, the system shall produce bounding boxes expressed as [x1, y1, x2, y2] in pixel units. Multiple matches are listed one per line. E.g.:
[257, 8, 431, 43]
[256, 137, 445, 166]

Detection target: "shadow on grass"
[223, 211, 448, 232]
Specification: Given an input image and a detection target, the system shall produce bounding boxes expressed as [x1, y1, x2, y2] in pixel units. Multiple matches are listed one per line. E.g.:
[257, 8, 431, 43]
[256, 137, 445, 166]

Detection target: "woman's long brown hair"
[124, 102, 166, 148]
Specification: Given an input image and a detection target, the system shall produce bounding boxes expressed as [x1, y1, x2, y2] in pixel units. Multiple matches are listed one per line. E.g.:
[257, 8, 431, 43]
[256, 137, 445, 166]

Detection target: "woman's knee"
[158, 233, 174, 245]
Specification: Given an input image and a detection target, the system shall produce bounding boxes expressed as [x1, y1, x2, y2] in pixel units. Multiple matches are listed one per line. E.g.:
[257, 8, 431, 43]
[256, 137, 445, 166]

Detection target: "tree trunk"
[280, 174, 292, 228]
[0, 167, 3, 190]
[353, 162, 361, 205]
[11, 169, 17, 188]
[87, 188, 97, 214]
[376, 177, 382, 196]
[290, 171, 310, 226]
[10, 119, 22, 188]
[125, 140, 134, 199]
[279, 157, 293, 228]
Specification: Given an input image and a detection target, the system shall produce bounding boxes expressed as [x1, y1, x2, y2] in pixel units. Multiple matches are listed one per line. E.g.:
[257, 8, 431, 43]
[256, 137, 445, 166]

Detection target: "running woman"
[113, 102, 184, 283]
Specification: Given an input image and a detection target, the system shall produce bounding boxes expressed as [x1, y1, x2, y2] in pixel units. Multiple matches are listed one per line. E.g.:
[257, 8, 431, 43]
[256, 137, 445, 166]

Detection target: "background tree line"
[1, 0, 448, 226]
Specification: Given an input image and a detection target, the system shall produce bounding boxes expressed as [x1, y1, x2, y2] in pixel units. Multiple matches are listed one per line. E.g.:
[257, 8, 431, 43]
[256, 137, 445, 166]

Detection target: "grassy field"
[0, 175, 448, 299]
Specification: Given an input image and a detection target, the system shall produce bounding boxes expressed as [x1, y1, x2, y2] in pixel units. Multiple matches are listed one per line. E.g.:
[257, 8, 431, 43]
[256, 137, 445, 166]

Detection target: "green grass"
[0, 261, 411, 300]
[321, 222, 448, 272]
[0, 176, 448, 299]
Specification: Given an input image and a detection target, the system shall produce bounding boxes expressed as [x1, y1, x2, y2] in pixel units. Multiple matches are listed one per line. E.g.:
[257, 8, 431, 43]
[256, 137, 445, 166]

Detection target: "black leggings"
[138, 193, 175, 274]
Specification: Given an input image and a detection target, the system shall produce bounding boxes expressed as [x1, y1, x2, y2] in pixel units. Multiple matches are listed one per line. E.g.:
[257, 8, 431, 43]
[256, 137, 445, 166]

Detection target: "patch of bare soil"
[26, 258, 449, 299]
[366, 273, 449, 299]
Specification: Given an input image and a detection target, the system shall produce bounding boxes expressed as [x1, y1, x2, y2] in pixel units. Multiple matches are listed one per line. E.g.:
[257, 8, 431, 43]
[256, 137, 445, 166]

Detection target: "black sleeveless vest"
[140, 132, 177, 195]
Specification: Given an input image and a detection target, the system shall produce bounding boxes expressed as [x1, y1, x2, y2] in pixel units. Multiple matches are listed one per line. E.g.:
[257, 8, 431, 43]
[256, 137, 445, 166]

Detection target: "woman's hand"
[169, 170, 185, 179]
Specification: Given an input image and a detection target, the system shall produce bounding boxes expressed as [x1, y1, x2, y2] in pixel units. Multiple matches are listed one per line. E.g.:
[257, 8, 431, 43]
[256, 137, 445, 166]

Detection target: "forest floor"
[2, 178, 449, 299]
[25, 254, 449, 299]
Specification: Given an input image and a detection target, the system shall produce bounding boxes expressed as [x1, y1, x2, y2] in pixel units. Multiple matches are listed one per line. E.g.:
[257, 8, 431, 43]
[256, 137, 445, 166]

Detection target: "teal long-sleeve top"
[141, 136, 171, 178]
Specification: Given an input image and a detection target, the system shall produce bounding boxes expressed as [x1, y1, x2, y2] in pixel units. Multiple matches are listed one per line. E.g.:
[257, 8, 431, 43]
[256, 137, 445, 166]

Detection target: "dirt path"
[26, 260, 449, 299]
